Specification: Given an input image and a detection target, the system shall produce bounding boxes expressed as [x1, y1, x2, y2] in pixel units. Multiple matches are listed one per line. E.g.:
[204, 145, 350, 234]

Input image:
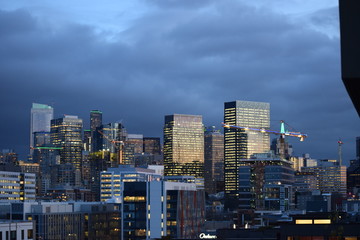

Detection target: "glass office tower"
[30, 103, 54, 153]
[224, 100, 270, 204]
[143, 137, 161, 155]
[204, 127, 224, 194]
[163, 114, 204, 178]
[51, 115, 83, 186]
[90, 110, 102, 132]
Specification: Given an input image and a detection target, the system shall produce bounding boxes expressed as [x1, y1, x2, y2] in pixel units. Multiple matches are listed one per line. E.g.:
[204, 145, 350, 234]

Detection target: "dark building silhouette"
[204, 127, 224, 194]
[90, 110, 102, 132]
[339, 1, 360, 116]
[143, 137, 161, 155]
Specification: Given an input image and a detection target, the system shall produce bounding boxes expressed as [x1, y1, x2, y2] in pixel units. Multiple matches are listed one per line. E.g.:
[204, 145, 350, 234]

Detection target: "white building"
[0, 221, 34, 240]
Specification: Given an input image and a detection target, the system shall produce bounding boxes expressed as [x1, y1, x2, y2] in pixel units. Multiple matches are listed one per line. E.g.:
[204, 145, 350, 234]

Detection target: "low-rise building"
[0, 170, 36, 202]
[100, 165, 205, 239]
[0, 220, 34, 240]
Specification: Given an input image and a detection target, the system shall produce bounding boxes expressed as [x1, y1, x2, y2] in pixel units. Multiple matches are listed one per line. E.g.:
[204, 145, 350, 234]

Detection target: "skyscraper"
[90, 110, 102, 132]
[89, 110, 102, 152]
[238, 152, 294, 211]
[51, 115, 83, 186]
[30, 103, 54, 153]
[204, 127, 224, 194]
[224, 100, 270, 203]
[163, 114, 204, 178]
[143, 137, 161, 155]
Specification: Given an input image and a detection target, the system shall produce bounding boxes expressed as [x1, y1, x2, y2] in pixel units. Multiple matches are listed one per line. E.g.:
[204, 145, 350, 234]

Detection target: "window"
[10, 231, 16, 240]
[28, 230, 33, 239]
[295, 219, 312, 224]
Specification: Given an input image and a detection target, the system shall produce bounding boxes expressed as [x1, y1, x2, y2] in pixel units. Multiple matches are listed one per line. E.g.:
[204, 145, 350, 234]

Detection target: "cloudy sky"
[1, 0, 359, 163]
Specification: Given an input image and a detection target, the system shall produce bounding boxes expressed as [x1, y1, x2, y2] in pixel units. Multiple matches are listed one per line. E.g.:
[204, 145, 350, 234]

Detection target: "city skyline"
[1, 0, 359, 163]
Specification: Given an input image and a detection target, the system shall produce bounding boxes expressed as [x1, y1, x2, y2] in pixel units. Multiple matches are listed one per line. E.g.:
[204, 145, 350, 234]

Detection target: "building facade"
[163, 114, 204, 178]
[1, 202, 121, 240]
[51, 115, 83, 186]
[100, 166, 205, 239]
[30, 103, 54, 154]
[143, 137, 161, 155]
[224, 100, 270, 203]
[238, 152, 294, 211]
[94, 122, 127, 165]
[0, 221, 34, 240]
[90, 110, 102, 132]
[0, 170, 36, 202]
[204, 127, 224, 194]
[302, 160, 347, 197]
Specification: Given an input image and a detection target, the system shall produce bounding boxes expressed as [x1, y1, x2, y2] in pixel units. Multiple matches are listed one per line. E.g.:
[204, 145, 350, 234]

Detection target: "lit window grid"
[164, 115, 204, 178]
[224, 101, 270, 197]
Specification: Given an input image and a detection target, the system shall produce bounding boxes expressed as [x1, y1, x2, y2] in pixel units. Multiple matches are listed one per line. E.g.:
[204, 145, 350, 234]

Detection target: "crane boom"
[222, 120, 308, 141]
[97, 130, 124, 165]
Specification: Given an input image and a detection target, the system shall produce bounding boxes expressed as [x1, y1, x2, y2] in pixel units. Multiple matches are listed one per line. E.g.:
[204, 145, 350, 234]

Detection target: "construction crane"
[223, 120, 308, 141]
[338, 139, 344, 165]
[97, 130, 124, 165]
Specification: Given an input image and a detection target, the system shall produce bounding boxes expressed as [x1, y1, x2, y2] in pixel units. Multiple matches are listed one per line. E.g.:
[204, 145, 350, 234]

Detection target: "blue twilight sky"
[0, 0, 359, 163]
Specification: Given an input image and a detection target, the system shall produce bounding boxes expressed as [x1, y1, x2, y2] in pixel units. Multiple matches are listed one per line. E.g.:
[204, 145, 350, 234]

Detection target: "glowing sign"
[199, 233, 217, 239]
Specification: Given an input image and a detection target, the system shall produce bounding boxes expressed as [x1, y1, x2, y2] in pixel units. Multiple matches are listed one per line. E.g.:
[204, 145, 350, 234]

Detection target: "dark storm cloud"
[0, 2, 358, 162]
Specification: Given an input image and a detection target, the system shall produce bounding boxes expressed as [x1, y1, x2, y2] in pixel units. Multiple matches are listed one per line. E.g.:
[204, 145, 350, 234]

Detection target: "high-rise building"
[347, 159, 360, 197]
[123, 134, 143, 165]
[270, 137, 293, 159]
[83, 129, 92, 152]
[127, 134, 143, 154]
[238, 152, 294, 211]
[224, 100, 270, 202]
[163, 114, 204, 178]
[143, 137, 161, 155]
[89, 110, 102, 152]
[0, 149, 18, 165]
[31, 132, 60, 196]
[204, 127, 224, 194]
[0, 170, 36, 202]
[51, 115, 83, 186]
[30, 103, 54, 154]
[94, 123, 127, 153]
[90, 110, 102, 132]
[302, 160, 347, 197]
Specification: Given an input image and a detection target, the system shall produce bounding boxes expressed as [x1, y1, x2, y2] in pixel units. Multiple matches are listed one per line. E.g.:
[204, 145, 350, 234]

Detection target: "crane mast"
[97, 130, 124, 165]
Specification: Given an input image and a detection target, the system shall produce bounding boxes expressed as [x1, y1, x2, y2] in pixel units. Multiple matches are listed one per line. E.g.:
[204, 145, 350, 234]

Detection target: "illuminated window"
[295, 219, 313, 224]
[123, 196, 146, 202]
[313, 219, 331, 224]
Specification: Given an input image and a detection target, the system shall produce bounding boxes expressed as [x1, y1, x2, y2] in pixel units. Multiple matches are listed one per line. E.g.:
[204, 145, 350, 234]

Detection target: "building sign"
[199, 233, 217, 239]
